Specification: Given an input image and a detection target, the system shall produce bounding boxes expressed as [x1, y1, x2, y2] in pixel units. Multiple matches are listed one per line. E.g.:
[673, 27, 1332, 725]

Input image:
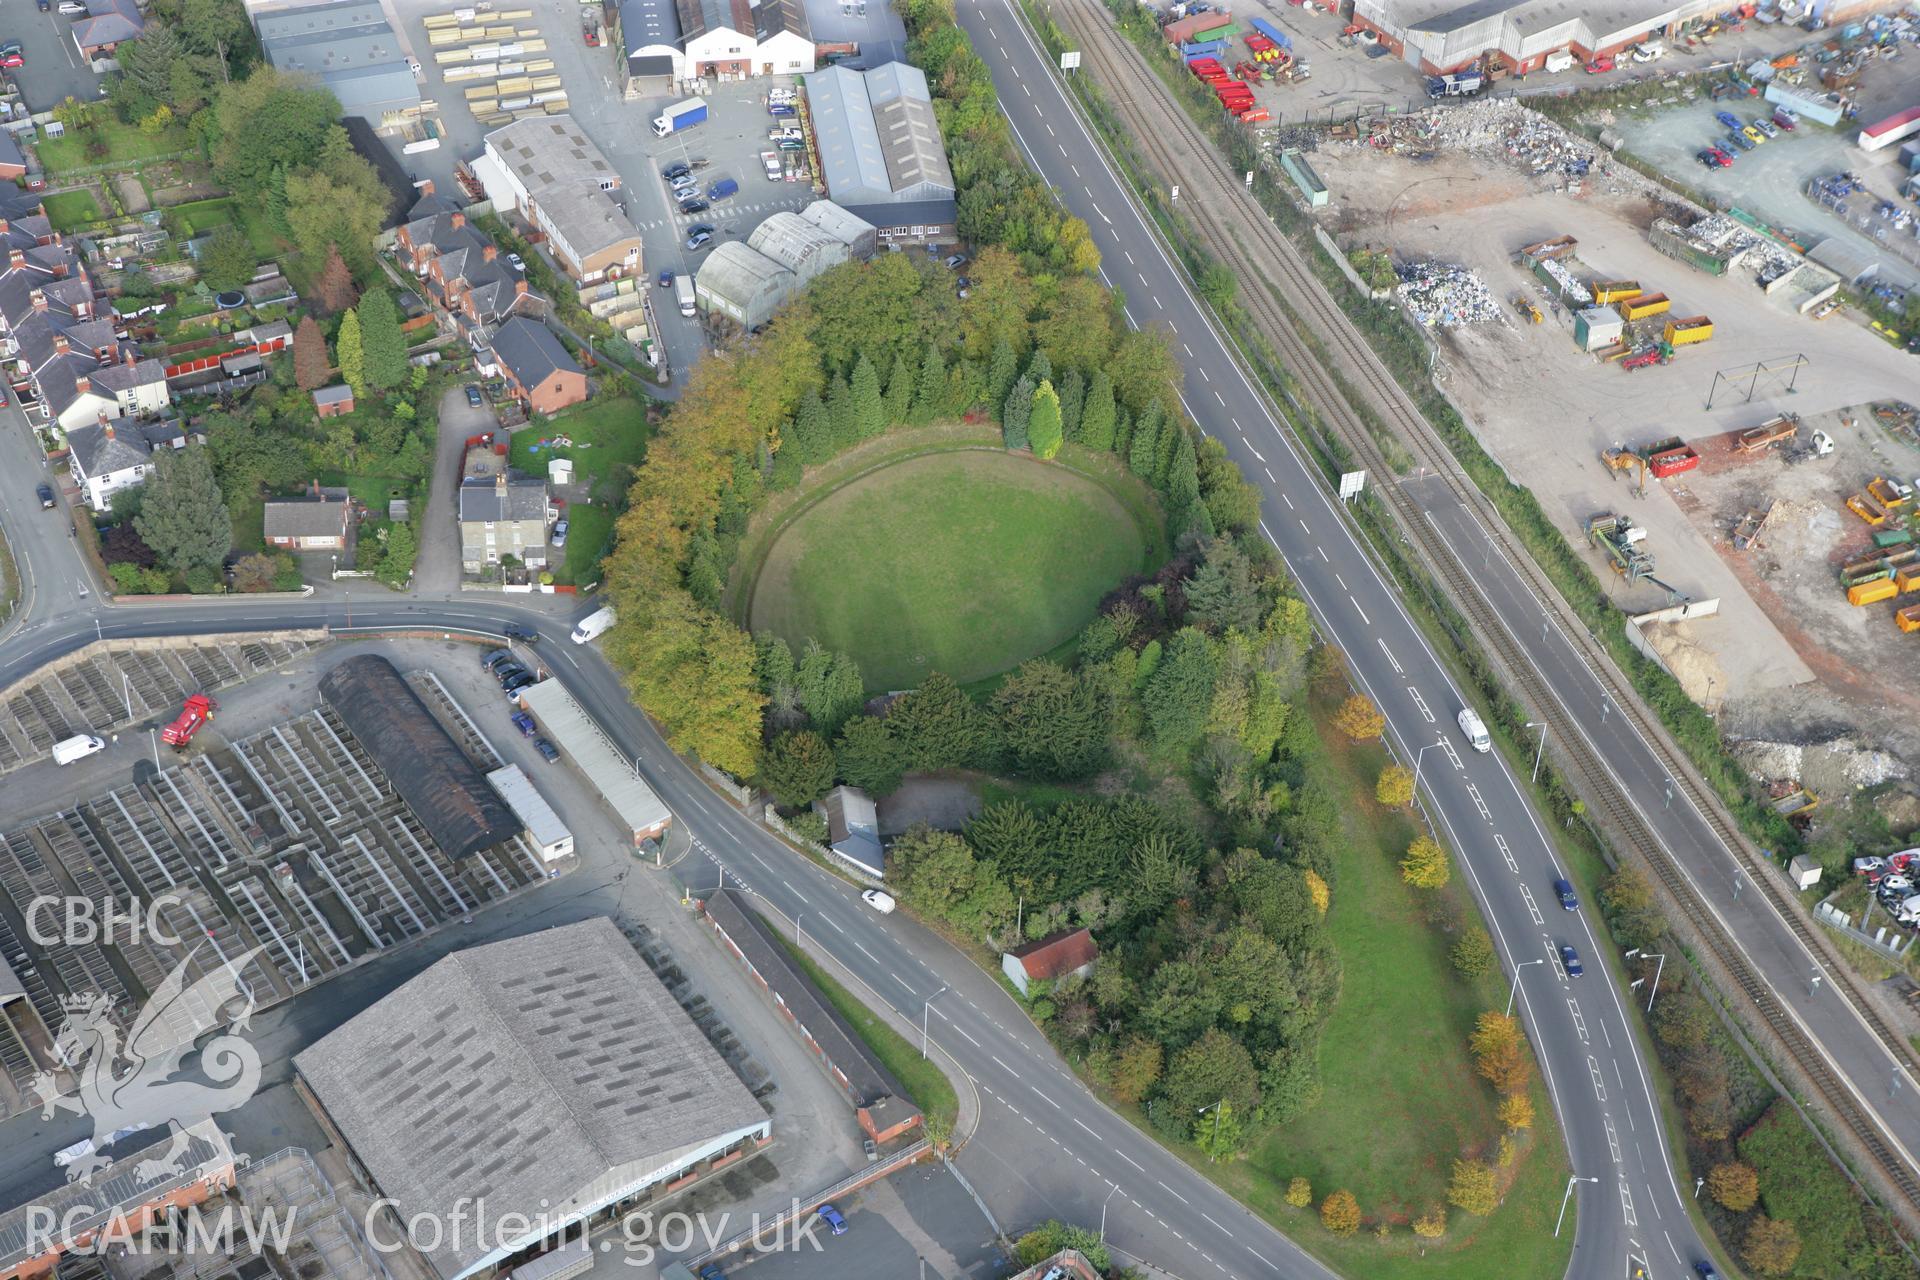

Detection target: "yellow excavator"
[1601, 445, 1648, 498]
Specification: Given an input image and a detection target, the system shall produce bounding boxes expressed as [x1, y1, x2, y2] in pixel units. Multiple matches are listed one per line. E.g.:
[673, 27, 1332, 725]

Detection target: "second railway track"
[1047, 0, 1920, 1213]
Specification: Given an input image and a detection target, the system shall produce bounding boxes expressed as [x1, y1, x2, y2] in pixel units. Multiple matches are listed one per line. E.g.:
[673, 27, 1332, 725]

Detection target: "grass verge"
[774, 931, 959, 1133]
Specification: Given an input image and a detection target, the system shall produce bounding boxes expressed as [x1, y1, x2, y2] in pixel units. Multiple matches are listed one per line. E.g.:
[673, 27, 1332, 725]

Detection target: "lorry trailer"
[652, 97, 707, 136]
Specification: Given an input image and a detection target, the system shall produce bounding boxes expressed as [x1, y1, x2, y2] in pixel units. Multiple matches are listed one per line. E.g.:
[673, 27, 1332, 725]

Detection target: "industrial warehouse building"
[514, 680, 673, 845]
[318, 655, 522, 859]
[680, 0, 815, 79]
[250, 1, 422, 126]
[695, 203, 874, 331]
[618, 0, 686, 95]
[294, 919, 771, 1280]
[806, 62, 956, 248]
[472, 117, 643, 284]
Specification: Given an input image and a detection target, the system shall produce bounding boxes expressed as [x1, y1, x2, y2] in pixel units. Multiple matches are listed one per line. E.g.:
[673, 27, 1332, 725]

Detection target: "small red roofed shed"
[1002, 927, 1098, 996]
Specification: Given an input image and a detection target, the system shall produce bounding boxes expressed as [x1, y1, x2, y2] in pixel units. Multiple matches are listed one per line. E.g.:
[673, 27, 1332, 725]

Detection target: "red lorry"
[161, 694, 216, 747]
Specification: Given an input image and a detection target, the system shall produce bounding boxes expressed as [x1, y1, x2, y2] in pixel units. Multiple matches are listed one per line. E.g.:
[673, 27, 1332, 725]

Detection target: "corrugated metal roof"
[514, 681, 671, 837]
[294, 919, 767, 1280]
[319, 656, 522, 858]
[486, 765, 574, 859]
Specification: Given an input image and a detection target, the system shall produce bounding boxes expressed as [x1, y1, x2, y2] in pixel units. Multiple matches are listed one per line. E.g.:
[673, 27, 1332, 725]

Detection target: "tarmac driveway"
[414, 381, 496, 592]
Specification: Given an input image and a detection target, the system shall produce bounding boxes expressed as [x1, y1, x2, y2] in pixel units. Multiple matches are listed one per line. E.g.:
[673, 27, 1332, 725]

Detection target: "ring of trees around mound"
[738, 443, 1165, 690]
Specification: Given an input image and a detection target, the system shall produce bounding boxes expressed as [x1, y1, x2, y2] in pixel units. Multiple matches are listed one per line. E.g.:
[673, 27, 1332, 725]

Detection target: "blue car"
[1554, 878, 1579, 911]
[510, 710, 536, 738]
[1559, 944, 1584, 978]
[1714, 109, 1741, 130]
[815, 1204, 847, 1236]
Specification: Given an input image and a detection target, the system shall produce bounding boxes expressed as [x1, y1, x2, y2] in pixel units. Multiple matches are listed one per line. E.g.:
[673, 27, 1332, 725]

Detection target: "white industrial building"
[485, 765, 575, 862]
[471, 117, 644, 283]
[514, 680, 673, 844]
[799, 200, 877, 260]
[1350, 0, 1737, 74]
[294, 919, 770, 1280]
[678, 0, 814, 79]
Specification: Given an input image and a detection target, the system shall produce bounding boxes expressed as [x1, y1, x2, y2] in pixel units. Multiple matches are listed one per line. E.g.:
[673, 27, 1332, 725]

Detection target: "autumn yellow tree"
[1707, 1161, 1759, 1212]
[1498, 1093, 1535, 1130]
[1742, 1217, 1801, 1276]
[1304, 868, 1330, 916]
[1375, 764, 1414, 807]
[1412, 1208, 1447, 1238]
[1319, 1190, 1360, 1237]
[1285, 1178, 1312, 1208]
[1402, 835, 1451, 889]
[1332, 693, 1384, 740]
[1472, 1011, 1534, 1093]
[1446, 1160, 1498, 1216]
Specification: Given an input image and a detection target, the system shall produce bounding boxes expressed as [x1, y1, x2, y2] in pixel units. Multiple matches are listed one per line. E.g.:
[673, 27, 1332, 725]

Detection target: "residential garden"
[508, 391, 655, 585]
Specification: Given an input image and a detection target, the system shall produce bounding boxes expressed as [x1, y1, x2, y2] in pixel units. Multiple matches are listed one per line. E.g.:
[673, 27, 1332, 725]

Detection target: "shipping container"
[1616, 292, 1670, 321]
[1663, 315, 1713, 346]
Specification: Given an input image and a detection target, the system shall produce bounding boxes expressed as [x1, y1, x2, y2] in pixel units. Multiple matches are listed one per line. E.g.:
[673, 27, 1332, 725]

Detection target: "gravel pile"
[1396, 260, 1502, 327]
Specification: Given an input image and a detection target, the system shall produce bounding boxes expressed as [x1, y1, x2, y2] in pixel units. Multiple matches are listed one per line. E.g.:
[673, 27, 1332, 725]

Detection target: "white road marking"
[1520, 883, 1544, 926]
[1495, 834, 1517, 873]
[1605, 1115, 1622, 1163]
[1568, 997, 1588, 1044]
[1031, 1087, 1063, 1109]
[1201, 1213, 1233, 1238]
[892, 973, 915, 993]
[1377, 638, 1402, 674]
[1157, 1181, 1191, 1205]
[955, 1025, 982, 1047]
[1351, 597, 1371, 624]
[1589, 1055, 1609, 1102]
[855, 942, 877, 961]
[1407, 686, 1434, 723]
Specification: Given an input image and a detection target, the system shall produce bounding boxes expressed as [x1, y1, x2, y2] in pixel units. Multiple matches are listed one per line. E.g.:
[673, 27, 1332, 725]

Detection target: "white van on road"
[1456, 708, 1491, 753]
[52, 734, 106, 766]
[570, 606, 616, 645]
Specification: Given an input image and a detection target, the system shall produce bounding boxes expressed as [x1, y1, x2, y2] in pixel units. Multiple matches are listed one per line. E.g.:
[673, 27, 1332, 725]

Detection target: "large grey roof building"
[806, 62, 954, 206]
[746, 211, 849, 290]
[253, 1, 422, 124]
[294, 917, 770, 1280]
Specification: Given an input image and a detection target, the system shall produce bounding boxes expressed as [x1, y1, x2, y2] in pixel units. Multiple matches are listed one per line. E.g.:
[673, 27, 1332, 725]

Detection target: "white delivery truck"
[570, 605, 616, 644]
[1456, 708, 1491, 753]
[52, 734, 106, 765]
[675, 273, 695, 318]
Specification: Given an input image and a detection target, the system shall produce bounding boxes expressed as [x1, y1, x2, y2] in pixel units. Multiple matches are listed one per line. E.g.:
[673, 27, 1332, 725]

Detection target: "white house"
[65, 414, 186, 511]
[677, 0, 812, 79]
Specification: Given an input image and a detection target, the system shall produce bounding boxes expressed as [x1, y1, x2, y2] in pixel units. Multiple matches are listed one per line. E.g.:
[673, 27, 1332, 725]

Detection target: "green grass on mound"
[746, 449, 1157, 689]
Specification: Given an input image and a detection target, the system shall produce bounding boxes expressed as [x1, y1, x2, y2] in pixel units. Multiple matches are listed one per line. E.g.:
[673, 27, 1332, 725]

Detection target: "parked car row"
[1854, 851, 1920, 928]
[485, 649, 562, 762]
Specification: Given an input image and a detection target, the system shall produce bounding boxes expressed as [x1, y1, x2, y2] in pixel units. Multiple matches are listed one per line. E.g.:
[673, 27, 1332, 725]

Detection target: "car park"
[465, 384, 484, 408]
[551, 518, 569, 548]
[861, 889, 896, 913]
[36, 483, 55, 509]
[1554, 878, 1579, 911]
[535, 737, 560, 763]
[815, 1204, 847, 1236]
[1559, 944, 1584, 977]
[510, 710, 537, 737]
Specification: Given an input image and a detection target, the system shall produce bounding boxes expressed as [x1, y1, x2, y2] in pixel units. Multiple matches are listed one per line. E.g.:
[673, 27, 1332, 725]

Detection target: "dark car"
[466, 384, 484, 408]
[1559, 944, 1584, 978]
[502, 623, 539, 643]
[662, 162, 691, 180]
[1554, 878, 1579, 911]
[37, 0, 49, 13]
[534, 737, 560, 763]
[482, 648, 514, 671]
[679, 197, 709, 215]
[510, 710, 537, 737]
[37, 482, 56, 509]
[1696, 149, 1727, 169]
[502, 671, 537, 698]
[1694, 1262, 1720, 1280]
[658, 269, 674, 289]
[493, 661, 529, 686]
[815, 1204, 847, 1236]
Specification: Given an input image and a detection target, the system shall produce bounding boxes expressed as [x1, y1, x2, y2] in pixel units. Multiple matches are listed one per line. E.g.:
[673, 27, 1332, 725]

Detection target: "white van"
[1543, 49, 1575, 74]
[1456, 708, 1491, 753]
[570, 606, 616, 645]
[52, 734, 106, 766]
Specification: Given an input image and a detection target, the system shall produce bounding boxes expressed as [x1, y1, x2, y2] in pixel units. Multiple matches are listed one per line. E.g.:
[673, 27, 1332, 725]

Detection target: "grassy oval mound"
[745, 450, 1158, 689]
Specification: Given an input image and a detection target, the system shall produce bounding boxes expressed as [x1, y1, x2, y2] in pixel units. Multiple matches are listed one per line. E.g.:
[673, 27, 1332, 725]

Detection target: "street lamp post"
[1507, 958, 1546, 1017]
[1099, 1181, 1121, 1243]
[922, 986, 947, 1060]
[1625, 950, 1666, 1012]
[1525, 721, 1547, 784]
[1412, 734, 1446, 797]
[1694, 1176, 1704, 1199]
[1197, 1100, 1226, 1162]
[1555, 1176, 1598, 1237]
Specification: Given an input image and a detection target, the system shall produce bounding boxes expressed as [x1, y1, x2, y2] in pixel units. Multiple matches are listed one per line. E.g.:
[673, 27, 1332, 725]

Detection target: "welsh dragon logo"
[31, 947, 264, 1185]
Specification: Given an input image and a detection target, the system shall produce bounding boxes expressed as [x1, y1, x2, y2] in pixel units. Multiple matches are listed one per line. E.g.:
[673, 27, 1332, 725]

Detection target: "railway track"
[1048, 0, 1920, 1212]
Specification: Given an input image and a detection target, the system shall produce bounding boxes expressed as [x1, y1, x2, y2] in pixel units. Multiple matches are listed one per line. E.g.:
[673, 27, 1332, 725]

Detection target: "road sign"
[1337, 470, 1367, 502]
[1060, 51, 1081, 70]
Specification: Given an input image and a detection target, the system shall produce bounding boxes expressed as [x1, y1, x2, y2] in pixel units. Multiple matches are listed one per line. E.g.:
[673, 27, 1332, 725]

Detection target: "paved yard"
[5, 8, 103, 113]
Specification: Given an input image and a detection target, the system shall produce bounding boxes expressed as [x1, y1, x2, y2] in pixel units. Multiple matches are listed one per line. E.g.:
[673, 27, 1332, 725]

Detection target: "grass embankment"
[1189, 685, 1571, 1280]
[509, 393, 650, 584]
[774, 931, 959, 1133]
[738, 438, 1163, 688]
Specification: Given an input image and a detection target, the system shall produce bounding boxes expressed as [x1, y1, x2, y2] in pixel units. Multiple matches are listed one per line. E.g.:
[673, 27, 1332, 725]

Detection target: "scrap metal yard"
[1300, 89, 1920, 784]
